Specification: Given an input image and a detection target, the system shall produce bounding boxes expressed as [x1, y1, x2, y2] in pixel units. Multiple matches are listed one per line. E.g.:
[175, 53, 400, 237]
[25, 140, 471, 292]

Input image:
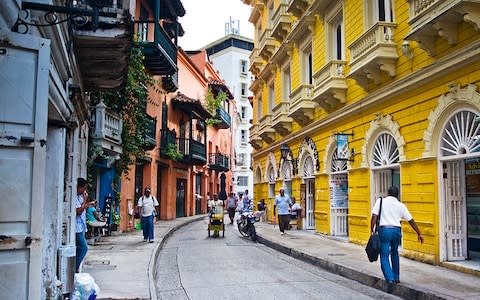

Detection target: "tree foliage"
[205, 88, 228, 126]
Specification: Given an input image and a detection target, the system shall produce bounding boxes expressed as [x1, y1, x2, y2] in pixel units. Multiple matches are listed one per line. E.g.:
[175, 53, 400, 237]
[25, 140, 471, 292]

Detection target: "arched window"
[303, 156, 315, 178]
[441, 110, 480, 157]
[372, 133, 399, 167]
[331, 148, 348, 173]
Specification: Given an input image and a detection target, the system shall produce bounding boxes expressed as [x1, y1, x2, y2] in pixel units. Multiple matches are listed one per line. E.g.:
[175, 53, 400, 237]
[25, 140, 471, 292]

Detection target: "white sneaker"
[280, 232, 286, 235]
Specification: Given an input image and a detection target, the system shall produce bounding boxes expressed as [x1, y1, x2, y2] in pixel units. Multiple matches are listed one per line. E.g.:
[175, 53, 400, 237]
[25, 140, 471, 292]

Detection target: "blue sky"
[178, 0, 254, 50]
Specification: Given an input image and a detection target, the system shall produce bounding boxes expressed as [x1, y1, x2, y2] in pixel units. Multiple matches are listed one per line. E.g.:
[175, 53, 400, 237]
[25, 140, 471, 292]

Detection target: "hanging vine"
[205, 88, 228, 126]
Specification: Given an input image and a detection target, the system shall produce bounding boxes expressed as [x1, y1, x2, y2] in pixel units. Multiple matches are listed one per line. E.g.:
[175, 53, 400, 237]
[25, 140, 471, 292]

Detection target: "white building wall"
[208, 42, 254, 197]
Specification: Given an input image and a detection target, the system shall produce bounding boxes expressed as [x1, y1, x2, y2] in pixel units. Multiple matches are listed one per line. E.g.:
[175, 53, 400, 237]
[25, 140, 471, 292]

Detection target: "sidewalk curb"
[148, 216, 206, 300]
[257, 234, 451, 300]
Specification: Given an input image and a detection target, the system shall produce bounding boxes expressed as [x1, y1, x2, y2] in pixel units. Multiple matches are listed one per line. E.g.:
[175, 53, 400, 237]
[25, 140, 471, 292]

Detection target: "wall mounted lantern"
[279, 143, 297, 176]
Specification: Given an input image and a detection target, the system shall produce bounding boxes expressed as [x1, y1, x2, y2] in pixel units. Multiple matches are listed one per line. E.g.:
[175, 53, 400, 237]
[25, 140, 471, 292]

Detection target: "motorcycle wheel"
[249, 225, 257, 241]
[238, 221, 249, 237]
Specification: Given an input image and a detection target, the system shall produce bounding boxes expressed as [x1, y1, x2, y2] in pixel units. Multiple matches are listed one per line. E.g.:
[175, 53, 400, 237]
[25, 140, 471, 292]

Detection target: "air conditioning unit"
[58, 245, 76, 294]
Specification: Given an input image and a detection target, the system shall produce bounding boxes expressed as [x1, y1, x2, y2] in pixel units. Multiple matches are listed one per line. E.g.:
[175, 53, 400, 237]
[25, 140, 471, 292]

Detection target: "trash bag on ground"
[71, 273, 100, 300]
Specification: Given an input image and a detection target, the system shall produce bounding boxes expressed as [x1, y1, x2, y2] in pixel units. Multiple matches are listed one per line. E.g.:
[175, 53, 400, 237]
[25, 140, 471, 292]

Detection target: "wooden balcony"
[159, 128, 177, 159]
[249, 124, 263, 150]
[405, 0, 480, 56]
[288, 84, 316, 125]
[136, 20, 177, 79]
[272, 101, 293, 136]
[271, 1, 291, 42]
[312, 60, 347, 112]
[177, 137, 207, 165]
[72, 2, 131, 91]
[259, 114, 276, 143]
[143, 115, 157, 151]
[287, 0, 311, 18]
[215, 107, 231, 129]
[249, 48, 264, 76]
[91, 100, 123, 155]
[348, 22, 398, 90]
[209, 153, 230, 172]
[258, 29, 277, 61]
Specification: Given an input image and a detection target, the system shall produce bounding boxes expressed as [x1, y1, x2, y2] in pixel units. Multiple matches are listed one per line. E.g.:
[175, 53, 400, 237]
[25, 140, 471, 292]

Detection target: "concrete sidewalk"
[255, 222, 480, 300]
[83, 216, 480, 300]
[83, 215, 204, 300]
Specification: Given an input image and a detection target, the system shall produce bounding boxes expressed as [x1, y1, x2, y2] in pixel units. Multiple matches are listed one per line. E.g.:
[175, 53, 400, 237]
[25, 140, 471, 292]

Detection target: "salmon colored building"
[119, 0, 234, 230]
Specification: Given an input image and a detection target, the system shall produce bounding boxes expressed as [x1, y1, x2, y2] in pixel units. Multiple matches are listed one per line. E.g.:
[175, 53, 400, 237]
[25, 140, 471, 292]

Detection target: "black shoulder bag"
[365, 197, 383, 262]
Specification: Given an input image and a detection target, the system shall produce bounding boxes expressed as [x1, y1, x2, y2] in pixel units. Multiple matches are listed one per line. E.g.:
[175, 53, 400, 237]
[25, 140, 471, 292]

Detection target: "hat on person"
[144, 187, 151, 193]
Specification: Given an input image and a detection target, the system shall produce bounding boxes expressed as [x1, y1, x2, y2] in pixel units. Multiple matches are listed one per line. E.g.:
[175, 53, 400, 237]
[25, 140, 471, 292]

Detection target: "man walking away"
[370, 186, 423, 293]
[226, 192, 237, 224]
[273, 188, 292, 235]
[137, 187, 159, 243]
[76, 177, 93, 272]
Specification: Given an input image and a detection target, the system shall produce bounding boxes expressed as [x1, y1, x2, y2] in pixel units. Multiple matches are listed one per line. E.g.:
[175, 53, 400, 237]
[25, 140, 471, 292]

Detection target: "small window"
[282, 66, 291, 101]
[237, 176, 248, 186]
[268, 81, 275, 113]
[302, 44, 313, 85]
[240, 60, 248, 74]
[241, 130, 247, 143]
[241, 83, 247, 96]
[237, 153, 246, 166]
[241, 106, 247, 119]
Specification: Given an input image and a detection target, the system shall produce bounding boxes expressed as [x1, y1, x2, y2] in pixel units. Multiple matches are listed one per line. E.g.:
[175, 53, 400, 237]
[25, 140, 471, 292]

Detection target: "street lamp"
[279, 143, 297, 175]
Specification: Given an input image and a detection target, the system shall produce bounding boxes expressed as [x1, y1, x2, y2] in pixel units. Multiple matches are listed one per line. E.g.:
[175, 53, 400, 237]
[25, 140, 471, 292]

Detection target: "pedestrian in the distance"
[137, 187, 159, 243]
[273, 188, 292, 235]
[226, 192, 237, 224]
[75, 177, 94, 272]
[243, 189, 251, 209]
[370, 186, 423, 292]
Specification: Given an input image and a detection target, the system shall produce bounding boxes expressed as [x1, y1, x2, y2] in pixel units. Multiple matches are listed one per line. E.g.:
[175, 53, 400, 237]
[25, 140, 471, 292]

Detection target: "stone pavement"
[83, 216, 480, 300]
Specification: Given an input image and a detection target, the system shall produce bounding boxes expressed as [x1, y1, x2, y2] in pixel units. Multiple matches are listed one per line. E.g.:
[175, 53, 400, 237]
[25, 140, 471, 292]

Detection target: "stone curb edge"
[148, 216, 206, 300]
[256, 235, 451, 300]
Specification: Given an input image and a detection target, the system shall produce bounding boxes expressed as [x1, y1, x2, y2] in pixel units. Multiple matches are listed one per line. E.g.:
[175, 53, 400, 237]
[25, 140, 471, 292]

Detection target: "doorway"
[176, 179, 186, 218]
[306, 179, 315, 229]
[330, 148, 349, 236]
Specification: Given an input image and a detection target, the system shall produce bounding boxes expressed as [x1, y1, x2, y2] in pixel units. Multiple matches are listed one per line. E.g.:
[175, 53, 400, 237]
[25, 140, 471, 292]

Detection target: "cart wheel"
[222, 230, 225, 237]
[208, 229, 210, 237]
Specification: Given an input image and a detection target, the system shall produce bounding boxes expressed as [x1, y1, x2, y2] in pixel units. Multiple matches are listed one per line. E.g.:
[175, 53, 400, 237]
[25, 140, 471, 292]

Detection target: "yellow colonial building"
[243, 0, 480, 267]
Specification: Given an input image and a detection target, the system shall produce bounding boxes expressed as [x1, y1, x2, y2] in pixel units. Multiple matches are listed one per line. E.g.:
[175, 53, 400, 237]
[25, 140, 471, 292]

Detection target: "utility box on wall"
[58, 245, 76, 294]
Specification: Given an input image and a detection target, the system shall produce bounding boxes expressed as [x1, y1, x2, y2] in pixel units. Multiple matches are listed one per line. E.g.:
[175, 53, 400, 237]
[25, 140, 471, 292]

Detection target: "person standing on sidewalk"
[137, 187, 159, 243]
[226, 192, 237, 224]
[370, 186, 423, 289]
[75, 177, 93, 272]
[274, 188, 292, 235]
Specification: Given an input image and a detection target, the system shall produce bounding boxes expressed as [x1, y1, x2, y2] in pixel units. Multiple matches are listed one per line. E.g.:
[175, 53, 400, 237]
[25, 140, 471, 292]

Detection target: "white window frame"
[241, 83, 248, 97]
[240, 60, 248, 75]
[241, 129, 247, 143]
[301, 41, 313, 85]
[238, 176, 249, 186]
[241, 106, 247, 120]
[365, 0, 394, 29]
[326, 3, 344, 61]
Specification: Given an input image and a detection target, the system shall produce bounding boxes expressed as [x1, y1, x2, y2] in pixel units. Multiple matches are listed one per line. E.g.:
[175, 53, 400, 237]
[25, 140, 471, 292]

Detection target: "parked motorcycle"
[237, 209, 257, 241]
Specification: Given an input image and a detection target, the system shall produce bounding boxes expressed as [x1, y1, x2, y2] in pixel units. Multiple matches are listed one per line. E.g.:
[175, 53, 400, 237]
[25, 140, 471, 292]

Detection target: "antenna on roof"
[225, 16, 240, 36]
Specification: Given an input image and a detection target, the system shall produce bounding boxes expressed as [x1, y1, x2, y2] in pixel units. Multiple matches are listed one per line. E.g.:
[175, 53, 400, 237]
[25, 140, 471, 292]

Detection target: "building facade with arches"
[243, 0, 480, 267]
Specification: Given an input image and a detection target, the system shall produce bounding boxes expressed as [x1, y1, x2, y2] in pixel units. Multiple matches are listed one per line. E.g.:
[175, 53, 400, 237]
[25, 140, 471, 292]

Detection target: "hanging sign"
[337, 134, 350, 160]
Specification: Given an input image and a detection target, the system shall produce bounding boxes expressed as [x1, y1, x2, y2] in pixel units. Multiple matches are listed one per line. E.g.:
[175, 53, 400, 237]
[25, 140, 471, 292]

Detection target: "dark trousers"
[278, 214, 290, 233]
[227, 207, 235, 223]
[141, 214, 154, 241]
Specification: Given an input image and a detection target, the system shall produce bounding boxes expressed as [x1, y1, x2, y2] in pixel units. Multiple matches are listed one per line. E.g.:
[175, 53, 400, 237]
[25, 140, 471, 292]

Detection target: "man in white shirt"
[137, 187, 159, 243]
[370, 186, 423, 291]
[274, 188, 293, 235]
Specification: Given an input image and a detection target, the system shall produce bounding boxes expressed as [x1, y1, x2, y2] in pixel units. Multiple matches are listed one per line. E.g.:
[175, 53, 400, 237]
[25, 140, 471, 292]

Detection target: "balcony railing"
[312, 60, 347, 112]
[160, 128, 176, 148]
[271, 1, 291, 42]
[249, 48, 264, 76]
[135, 20, 177, 76]
[209, 153, 230, 172]
[348, 22, 398, 90]
[406, 0, 480, 56]
[144, 116, 157, 151]
[258, 29, 276, 60]
[177, 137, 207, 165]
[91, 101, 123, 154]
[272, 101, 292, 136]
[288, 84, 316, 125]
[215, 107, 231, 129]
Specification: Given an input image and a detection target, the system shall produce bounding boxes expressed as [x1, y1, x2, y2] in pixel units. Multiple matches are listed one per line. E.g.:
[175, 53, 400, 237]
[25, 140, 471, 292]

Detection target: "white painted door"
[330, 174, 348, 236]
[372, 169, 391, 210]
[0, 31, 50, 299]
[444, 161, 467, 261]
[306, 179, 315, 229]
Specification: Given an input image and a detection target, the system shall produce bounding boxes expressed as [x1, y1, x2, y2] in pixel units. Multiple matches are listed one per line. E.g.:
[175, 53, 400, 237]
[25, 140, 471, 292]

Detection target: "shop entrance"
[176, 179, 186, 218]
[443, 159, 480, 261]
[305, 179, 315, 229]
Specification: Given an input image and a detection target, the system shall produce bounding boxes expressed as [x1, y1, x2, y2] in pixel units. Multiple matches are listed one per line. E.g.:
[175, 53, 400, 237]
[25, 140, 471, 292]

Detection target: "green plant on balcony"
[205, 88, 228, 126]
[161, 143, 184, 161]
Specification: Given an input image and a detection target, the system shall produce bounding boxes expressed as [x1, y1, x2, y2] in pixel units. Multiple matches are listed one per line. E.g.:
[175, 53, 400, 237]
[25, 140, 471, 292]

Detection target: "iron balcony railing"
[177, 137, 206, 165]
[215, 107, 231, 129]
[208, 153, 229, 171]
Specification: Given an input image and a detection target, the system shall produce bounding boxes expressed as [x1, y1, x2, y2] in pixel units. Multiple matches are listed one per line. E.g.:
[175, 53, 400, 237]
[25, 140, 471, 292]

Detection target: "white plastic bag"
[71, 273, 100, 300]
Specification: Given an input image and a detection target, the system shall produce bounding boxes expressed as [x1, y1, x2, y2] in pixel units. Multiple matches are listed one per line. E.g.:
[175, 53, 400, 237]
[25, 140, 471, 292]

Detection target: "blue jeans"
[75, 231, 88, 272]
[141, 214, 155, 241]
[379, 226, 402, 282]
